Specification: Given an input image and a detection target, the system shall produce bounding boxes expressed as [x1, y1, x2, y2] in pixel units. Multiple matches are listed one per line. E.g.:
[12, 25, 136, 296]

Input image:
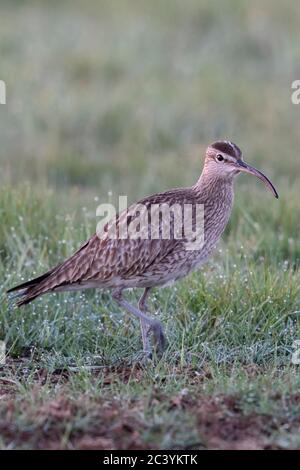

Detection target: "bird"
[7, 140, 278, 357]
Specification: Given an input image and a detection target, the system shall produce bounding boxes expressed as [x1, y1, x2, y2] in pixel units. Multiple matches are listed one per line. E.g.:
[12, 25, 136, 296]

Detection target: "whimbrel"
[8, 141, 278, 356]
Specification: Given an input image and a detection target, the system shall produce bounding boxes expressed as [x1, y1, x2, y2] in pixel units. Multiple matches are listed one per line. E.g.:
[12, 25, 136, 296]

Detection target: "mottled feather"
[8, 143, 237, 306]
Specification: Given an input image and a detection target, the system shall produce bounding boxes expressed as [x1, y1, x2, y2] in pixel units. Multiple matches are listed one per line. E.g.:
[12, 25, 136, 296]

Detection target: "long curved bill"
[237, 160, 279, 199]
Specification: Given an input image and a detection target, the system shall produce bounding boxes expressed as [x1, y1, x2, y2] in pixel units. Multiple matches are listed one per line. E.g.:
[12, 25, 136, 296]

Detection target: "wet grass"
[1, 0, 300, 450]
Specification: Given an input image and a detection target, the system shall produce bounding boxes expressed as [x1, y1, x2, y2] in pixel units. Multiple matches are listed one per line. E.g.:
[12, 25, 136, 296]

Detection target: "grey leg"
[138, 288, 152, 356]
[112, 289, 166, 355]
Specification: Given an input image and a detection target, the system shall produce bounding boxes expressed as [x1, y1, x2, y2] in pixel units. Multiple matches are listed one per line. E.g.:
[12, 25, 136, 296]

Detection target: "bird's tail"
[7, 238, 93, 307]
[7, 268, 59, 307]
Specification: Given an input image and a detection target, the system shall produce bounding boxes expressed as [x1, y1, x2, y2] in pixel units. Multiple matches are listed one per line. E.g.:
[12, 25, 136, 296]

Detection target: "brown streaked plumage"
[7, 141, 278, 357]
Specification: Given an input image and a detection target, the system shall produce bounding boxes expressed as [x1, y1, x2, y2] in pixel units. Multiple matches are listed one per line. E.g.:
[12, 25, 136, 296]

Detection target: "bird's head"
[205, 140, 278, 198]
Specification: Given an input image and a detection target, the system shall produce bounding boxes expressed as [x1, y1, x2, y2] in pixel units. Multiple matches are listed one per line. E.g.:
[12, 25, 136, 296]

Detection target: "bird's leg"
[112, 289, 166, 355]
[138, 289, 167, 355]
[138, 288, 152, 356]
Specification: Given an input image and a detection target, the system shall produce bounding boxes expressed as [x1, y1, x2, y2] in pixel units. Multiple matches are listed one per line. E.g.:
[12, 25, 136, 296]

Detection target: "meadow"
[0, 0, 300, 449]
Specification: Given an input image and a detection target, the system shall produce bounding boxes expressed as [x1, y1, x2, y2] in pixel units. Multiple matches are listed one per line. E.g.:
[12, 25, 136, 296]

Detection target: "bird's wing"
[9, 187, 192, 303]
[42, 188, 193, 287]
[57, 235, 175, 284]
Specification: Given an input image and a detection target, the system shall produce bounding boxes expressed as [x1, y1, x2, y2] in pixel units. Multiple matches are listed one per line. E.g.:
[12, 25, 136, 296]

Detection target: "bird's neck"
[192, 166, 235, 249]
[193, 166, 235, 202]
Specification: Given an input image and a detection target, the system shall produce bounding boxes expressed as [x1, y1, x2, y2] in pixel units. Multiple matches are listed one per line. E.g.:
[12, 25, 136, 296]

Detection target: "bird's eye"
[216, 154, 224, 162]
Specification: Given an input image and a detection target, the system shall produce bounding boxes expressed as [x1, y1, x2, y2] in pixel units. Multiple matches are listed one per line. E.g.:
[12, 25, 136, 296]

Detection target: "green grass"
[1, 0, 300, 450]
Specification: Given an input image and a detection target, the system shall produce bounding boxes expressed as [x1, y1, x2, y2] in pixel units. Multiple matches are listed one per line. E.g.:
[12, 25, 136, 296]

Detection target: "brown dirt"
[0, 363, 298, 450]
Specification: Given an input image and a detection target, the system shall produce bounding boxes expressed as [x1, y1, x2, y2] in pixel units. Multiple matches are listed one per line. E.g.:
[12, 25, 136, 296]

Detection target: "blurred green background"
[0, 0, 299, 204]
[2, 0, 300, 450]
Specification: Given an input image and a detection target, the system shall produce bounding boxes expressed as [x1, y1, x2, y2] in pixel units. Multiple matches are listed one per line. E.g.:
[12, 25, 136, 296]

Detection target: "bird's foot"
[138, 322, 166, 363]
[150, 319, 167, 356]
[132, 350, 153, 364]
